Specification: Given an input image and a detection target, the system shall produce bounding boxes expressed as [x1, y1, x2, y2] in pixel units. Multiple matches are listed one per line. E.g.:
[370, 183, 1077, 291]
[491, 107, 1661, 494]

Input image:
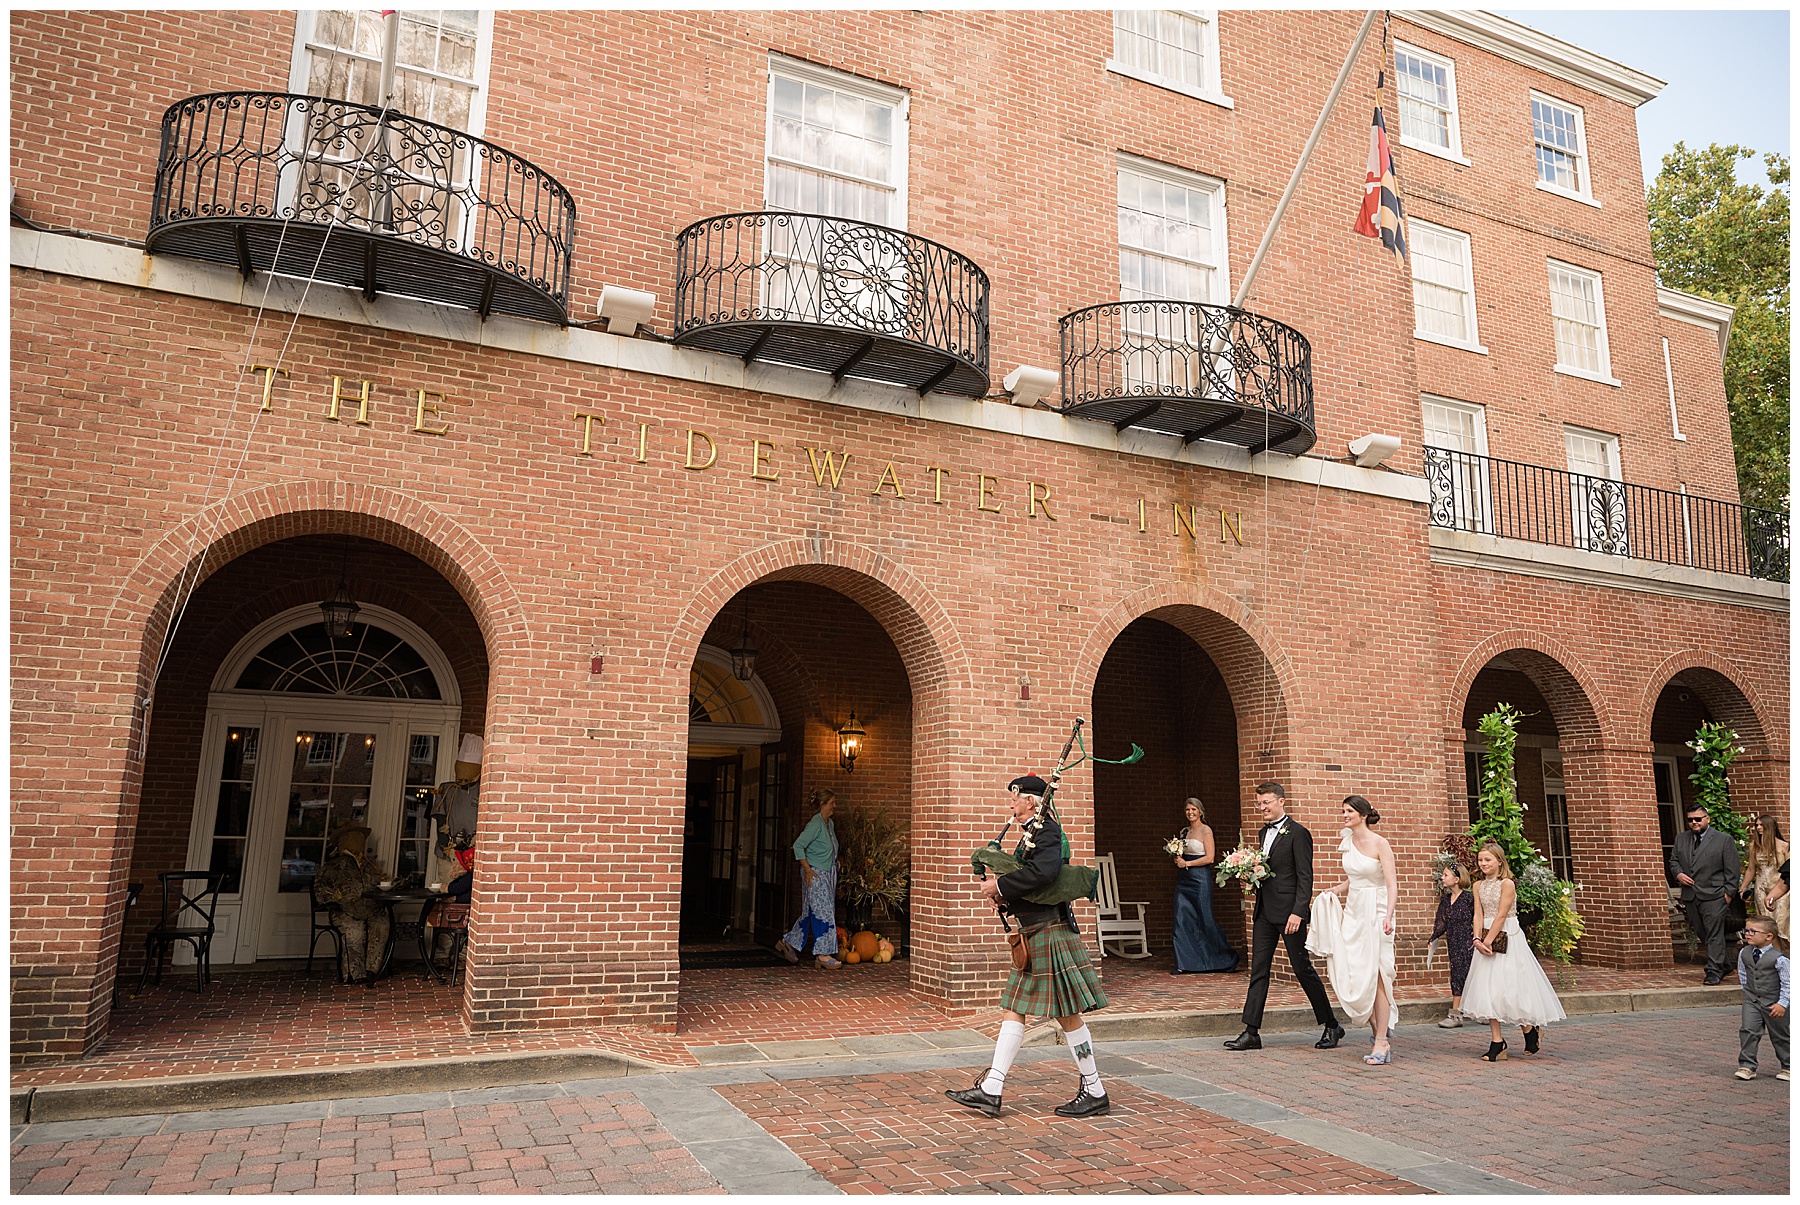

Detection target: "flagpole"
[1232, 9, 1380, 309]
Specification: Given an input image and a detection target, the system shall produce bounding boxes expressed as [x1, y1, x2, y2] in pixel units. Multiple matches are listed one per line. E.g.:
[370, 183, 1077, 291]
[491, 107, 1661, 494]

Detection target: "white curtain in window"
[1411, 224, 1472, 343]
[1395, 49, 1452, 148]
[1549, 264, 1605, 373]
[1114, 10, 1213, 93]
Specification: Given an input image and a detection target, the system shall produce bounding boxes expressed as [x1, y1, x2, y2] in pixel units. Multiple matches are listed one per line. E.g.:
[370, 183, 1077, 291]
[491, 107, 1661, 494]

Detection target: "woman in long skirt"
[946, 775, 1111, 1119]
[775, 790, 841, 968]
[1462, 841, 1566, 1059]
[1171, 798, 1238, 973]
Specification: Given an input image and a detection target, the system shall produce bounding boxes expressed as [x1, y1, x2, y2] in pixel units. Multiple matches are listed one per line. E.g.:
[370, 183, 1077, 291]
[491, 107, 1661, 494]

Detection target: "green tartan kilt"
[998, 921, 1108, 1018]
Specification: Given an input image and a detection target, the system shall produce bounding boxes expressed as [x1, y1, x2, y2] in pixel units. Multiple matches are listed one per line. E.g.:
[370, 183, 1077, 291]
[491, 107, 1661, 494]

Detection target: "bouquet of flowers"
[1215, 844, 1272, 893]
[1162, 836, 1185, 857]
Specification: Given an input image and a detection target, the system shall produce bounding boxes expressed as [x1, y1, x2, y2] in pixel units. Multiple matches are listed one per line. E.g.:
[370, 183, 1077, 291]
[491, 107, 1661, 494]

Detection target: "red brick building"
[12, 10, 1788, 1062]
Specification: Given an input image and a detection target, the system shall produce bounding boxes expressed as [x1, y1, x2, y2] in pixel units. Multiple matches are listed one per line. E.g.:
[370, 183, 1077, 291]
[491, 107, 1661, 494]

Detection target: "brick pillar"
[1730, 753, 1789, 832]
[1560, 740, 1672, 970]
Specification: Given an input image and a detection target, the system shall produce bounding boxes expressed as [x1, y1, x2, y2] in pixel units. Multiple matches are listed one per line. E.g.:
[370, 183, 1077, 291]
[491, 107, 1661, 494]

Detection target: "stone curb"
[10, 983, 1738, 1125]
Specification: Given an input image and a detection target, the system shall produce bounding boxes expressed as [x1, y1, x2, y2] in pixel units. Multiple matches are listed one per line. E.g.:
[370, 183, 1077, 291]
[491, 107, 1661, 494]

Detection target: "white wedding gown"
[1306, 832, 1395, 1029]
[1460, 878, 1568, 1027]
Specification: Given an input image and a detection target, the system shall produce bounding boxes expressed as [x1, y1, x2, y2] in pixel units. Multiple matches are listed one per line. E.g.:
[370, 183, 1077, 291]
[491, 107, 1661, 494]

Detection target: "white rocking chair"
[1095, 853, 1151, 959]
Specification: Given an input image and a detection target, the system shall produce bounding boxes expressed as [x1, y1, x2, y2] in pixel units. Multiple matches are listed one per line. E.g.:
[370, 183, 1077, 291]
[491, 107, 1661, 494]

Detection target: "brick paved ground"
[1124, 1005, 1790, 1194]
[717, 1060, 1428, 1194]
[14, 952, 1717, 1087]
[11, 1092, 723, 1195]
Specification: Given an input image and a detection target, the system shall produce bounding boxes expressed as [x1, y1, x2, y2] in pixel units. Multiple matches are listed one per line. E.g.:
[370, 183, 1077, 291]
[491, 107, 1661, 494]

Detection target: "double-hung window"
[1393, 41, 1466, 163]
[1565, 425, 1626, 553]
[1422, 396, 1492, 533]
[1109, 11, 1231, 107]
[1531, 93, 1593, 203]
[764, 56, 908, 327]
[1117, 155, 1229, 396]
[287, 11, 492, 250]
[1548, 260, 1617, 384]
[1408, 219, 1484, 352]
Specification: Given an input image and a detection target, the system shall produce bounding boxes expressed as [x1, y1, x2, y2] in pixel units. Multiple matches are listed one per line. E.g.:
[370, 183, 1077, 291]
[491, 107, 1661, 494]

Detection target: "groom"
[1224, 782, 1344, 1051]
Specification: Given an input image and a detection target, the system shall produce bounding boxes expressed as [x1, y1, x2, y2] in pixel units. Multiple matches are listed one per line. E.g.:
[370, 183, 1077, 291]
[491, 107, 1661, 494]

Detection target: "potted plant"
[834, 799, 910, 950]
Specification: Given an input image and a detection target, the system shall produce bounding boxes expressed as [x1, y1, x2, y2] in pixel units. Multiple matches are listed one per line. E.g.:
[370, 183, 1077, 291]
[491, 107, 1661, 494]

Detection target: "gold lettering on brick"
[750, 439, 780, 482]
[412, 389, 449, 435]
[685, 429, 717, 470]
[872, 461, 906, 500]
[1220, 510, 1244, 545]
[572, 410, 605, 456]
[247, 364, 288, 413]
[926, 466, 949, 504]
[328, 376, 374, 425]
[802, 447, 851, 489]
[636, 423, 649, 463]
[977, 475, 1003, 513]
[1172, 503, 1199, 539]
[1028, 481, 1055, 520]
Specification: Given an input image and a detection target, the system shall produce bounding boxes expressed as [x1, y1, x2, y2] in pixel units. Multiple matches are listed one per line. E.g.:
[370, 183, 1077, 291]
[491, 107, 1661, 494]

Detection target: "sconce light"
[597, 284, 657, 336]
[1348, 433, 1401, 468]
[319, 538, 360, 637]
[730, 604, 758, 681]
[837, 710, 865, 773]
[1003, 364, 1060, 408]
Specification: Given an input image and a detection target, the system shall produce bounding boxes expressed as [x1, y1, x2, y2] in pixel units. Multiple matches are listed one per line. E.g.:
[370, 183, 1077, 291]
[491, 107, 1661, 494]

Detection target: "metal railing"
[1424, 447, 1789, 583]
[1058, 300, 1314, 443]
[672, 211, 990, 396]
[149, 91, 576, 322]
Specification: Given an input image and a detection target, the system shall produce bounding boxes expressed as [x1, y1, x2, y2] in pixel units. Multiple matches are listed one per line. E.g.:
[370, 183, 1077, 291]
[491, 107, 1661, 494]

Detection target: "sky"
[1495, 9, 1789, 187]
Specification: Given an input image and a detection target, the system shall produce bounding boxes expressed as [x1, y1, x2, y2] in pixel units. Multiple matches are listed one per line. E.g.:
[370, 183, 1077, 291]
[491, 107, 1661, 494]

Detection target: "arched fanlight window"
[233, 620, 443, 699]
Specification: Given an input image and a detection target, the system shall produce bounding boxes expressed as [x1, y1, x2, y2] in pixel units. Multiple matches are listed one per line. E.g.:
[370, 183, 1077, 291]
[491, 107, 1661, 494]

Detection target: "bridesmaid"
[1171, 798, 1239, 974]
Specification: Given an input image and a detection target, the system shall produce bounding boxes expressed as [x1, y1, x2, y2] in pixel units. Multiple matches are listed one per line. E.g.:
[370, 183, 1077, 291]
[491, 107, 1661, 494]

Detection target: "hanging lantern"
[320, 579, 361, 638]
[837, 710, 865, 772]
[730, 607, 758, 681]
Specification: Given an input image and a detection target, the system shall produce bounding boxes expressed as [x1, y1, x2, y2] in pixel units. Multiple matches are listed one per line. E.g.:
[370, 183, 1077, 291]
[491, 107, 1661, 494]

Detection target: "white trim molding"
[1429, 527, 1788, 613]
[1657, 286, 1735, 361]
[1402, 12, 1665, 108]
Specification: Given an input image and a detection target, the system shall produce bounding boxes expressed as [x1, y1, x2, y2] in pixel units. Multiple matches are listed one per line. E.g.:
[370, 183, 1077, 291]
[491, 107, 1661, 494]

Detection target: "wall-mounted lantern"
[837, 710, 865, 773]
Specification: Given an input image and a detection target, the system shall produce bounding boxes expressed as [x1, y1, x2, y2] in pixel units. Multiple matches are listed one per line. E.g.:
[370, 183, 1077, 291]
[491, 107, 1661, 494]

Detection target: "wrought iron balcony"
[147, 92, 576, 325]
[1058, 301, 1315, 455]
[1424, 447, 1789, 583]
[672, 212, 989, 397]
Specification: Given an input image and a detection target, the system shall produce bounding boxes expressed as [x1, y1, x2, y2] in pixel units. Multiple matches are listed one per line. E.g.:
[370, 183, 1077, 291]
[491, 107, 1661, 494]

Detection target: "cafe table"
[362, 887, 450, 983]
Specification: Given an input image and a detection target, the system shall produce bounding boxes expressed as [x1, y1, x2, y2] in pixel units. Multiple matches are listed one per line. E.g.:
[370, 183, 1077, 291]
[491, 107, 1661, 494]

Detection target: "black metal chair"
[306, 881, 344, 978]
[110, 881, 145, 1007]
[135, 871, 224, 995]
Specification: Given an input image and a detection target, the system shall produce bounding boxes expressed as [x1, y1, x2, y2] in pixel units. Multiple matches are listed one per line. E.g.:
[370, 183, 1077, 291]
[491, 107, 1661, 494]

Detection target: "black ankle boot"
[1523, 1026, 1540, 1054]
[1481, 1039, 1508, 1061]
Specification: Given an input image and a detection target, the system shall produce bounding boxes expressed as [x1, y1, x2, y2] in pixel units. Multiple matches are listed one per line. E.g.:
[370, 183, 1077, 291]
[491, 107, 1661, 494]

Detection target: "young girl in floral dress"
[1431, 862, 1474, 1027]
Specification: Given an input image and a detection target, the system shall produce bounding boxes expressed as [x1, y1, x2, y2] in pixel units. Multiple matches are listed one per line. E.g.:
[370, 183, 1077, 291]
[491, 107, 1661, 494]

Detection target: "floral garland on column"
[1687, 722, 1749, 853]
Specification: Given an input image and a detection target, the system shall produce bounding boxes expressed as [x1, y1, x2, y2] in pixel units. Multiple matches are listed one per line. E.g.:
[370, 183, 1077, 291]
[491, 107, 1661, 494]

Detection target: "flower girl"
[1461, 841, 1566, 1060]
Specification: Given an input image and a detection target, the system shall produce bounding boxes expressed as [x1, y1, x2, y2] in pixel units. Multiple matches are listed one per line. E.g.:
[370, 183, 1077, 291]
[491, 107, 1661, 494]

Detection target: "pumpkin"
[845, 951, 861, 964]
[876, 937, 895, 957]
[851, 930, 880, 961]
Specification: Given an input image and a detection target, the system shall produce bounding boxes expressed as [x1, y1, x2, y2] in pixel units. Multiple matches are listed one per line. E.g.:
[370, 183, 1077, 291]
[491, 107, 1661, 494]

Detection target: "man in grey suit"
[1669, 804, 1742, 985]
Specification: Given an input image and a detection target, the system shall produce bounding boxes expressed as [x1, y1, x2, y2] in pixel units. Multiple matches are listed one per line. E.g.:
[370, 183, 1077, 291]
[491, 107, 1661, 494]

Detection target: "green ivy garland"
[1687, 722, 1749, 853]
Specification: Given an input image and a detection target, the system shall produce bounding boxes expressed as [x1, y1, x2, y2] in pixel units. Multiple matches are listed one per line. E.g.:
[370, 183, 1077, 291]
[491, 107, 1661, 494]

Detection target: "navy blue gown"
[1172, 830, 1238, 973]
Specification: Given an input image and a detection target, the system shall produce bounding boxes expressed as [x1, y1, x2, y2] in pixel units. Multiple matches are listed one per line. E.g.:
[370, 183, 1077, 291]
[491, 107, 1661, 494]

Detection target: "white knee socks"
[1065, 1024, 1105, 1097]
[981, 1019, 1025, 1096]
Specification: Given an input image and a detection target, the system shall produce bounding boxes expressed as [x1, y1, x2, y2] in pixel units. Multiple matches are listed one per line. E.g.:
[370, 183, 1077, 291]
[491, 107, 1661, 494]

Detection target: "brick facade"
[11, 11, 1787, 1061]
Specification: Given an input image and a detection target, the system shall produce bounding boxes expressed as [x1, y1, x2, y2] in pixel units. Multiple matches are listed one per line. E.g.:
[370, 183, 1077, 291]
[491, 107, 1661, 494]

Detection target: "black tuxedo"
[1240, 815, 1339, 1030]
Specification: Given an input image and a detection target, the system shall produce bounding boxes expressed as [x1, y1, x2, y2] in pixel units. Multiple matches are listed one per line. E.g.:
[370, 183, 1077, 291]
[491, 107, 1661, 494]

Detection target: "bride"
[1307, 795, 1398, 1065]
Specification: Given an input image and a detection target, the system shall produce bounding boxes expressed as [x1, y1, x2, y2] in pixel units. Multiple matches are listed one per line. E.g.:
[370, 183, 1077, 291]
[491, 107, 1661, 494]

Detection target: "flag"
[1354, 90, 1407, 264]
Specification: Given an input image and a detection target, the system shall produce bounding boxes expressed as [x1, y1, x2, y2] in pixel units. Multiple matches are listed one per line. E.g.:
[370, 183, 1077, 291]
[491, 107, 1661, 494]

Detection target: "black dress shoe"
[1054, 1087, 1111, 1117]
[1315, 1024, 1346, 1049]
[1704, 976, 1724, 986]
[945, 1082, 1002, 1117]
[1223, 1028, 1262, 1051]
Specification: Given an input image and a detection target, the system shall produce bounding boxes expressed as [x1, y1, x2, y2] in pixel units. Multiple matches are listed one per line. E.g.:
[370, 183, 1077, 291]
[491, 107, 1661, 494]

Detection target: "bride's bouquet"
[1215, 845, 1272, 893]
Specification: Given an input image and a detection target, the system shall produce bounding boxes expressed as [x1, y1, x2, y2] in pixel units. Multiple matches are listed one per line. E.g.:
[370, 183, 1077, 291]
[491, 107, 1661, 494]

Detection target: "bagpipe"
[969, 717, 1144, 909]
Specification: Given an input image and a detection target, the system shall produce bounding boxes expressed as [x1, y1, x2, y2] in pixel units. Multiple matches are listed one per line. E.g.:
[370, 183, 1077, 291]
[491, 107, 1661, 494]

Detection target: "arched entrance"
[126, 533, 489, 976]
[679, 578, 914, 969]
[1089, 604, 1292, 964]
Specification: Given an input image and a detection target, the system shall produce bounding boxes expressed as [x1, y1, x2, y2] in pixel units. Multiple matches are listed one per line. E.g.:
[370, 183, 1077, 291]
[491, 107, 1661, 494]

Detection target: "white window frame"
[1422, 395, 1493, 534]
[1107, 10, 1234, 110]
[1392, 40, 1469, 165]
[1548, 259, 1620, 385]
[1530, 91, 1598, 207]
[287, 11, 495, 137]
[1117, 153, 1231, 306]
[1564, 424, 1627, 554]
[1541, 750, 1573, 883]
[1116, 154, 1231, 398]
[1407, 219, 1487, 354]
[764, 54, 909, 230]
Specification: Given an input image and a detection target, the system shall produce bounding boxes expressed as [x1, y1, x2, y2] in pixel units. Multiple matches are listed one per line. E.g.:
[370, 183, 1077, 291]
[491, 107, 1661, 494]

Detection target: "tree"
[1646, 143, 1789, 513]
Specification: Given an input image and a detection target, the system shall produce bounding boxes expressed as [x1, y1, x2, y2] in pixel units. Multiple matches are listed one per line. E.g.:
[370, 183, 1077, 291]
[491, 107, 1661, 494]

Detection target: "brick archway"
[1639, 650, 1778, 757]
[1446, 630, 1611, 750]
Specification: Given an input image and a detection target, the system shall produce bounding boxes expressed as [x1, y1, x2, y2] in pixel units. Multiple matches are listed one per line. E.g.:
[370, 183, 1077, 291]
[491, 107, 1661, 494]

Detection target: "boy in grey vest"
[1734, 916, 1789, 1081]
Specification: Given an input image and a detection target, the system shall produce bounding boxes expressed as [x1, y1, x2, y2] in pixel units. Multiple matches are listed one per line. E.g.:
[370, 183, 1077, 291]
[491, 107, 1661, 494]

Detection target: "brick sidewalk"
[717, 1060, 1428, 1194]
[11, 1092, 723, 1195]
